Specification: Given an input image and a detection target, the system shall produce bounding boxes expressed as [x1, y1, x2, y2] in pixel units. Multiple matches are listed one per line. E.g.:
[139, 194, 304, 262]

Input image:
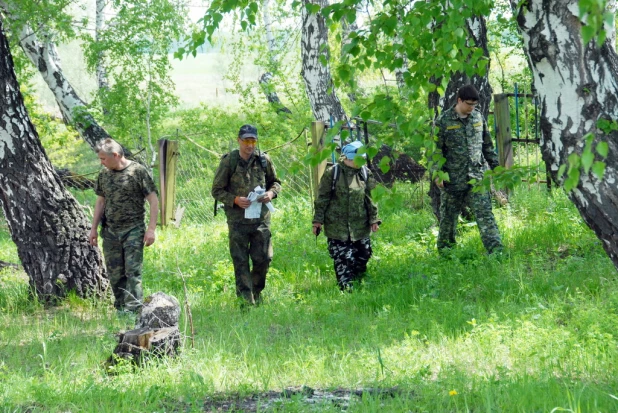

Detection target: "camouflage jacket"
[211, 149, 282, 225]
[313, 160, 381, 242]
[433, 106, 499, 192]
[95, 161, 158, 232]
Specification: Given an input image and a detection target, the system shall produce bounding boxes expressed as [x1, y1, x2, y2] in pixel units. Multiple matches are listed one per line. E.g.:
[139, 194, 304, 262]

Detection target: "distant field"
[30, 42, 264, 114]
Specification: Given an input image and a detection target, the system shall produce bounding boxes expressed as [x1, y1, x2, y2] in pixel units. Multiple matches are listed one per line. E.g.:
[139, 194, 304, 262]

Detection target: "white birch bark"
[301, 0, 346, 123]
[511, 0, 618, 268]
[394, 32, 409, 95]
[96, 0, 110, 92]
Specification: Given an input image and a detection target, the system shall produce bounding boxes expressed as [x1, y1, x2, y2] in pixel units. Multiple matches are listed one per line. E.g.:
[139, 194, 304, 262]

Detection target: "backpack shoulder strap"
[227, 149, 240, 172]
[360, 165, 368, 182]
[330, 164, 340, 195]
[258, 150, 268, 171]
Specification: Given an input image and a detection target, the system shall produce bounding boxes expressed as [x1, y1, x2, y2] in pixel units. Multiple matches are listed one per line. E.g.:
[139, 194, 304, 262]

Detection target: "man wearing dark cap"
[211, 124, 282, 305]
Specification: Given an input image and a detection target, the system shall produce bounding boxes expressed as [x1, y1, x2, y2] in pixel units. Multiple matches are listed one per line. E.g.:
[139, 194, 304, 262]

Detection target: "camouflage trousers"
[327, 237, 372, 290]
[101, 225, 145, 311]
[228, 222, 272, 304]
[438, 187, 502, 253]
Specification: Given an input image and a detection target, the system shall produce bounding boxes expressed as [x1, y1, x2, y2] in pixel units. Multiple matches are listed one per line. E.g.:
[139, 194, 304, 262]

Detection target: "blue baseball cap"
[341, 141, 366, 160]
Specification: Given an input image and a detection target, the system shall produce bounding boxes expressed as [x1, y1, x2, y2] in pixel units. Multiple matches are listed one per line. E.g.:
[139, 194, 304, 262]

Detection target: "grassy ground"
[0, 184, 617, 412]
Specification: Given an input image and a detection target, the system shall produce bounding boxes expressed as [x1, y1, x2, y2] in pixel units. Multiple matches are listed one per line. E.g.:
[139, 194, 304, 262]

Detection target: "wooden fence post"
[311, 121, 327, 197]
[494, 93, 514, 169]
[158, 139, 179, 226]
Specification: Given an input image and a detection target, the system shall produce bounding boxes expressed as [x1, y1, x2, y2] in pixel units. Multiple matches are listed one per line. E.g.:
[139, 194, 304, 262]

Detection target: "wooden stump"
[108, 326, 181, 367]
[106, 292, 182, 370]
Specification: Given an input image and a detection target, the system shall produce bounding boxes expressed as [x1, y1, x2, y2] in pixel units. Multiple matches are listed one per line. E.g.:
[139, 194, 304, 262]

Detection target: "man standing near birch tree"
[89, 138, 159, 313]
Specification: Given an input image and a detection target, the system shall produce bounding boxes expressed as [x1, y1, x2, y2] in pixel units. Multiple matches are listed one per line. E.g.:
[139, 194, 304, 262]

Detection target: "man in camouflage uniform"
[432, 84, 503, 254]
[312, 141, 381, 290]
[211, 125, 282, 305]
[89, 138, 159, 312]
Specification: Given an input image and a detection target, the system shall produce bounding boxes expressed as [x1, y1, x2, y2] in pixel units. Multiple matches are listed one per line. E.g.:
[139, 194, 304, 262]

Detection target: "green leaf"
[567, 152, 581, 168]
[366, 146, 379, 158]
[378, 156, 391, 174]
[581, 151, 594, 174]
[307, 3, 321, 14]
[384, 16, 398, 34]
[597, 29, 607, 45]
[598, 119, 611, 132]
[596, 141, 609, 157]
[564, 168, 580, 192]
[371, 185, 387, 202]
[582, 25, 595, 44]
[592, 161, 606, 180]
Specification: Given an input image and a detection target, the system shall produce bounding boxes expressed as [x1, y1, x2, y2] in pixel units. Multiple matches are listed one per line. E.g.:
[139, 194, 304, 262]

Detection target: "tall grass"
[1, 184, 617, 412]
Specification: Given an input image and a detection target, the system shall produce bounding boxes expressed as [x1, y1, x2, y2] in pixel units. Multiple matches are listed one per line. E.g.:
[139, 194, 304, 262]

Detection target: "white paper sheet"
[245, 186, 275, 219]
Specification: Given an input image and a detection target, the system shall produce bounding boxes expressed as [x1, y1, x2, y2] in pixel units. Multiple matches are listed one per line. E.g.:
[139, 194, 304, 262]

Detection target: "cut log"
[108, 326, 180, 367]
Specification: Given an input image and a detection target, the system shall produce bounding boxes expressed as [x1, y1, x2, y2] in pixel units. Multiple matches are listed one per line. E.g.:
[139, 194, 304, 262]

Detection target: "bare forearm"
[91, 197, 105, 228]
[146, 192, 159, 231]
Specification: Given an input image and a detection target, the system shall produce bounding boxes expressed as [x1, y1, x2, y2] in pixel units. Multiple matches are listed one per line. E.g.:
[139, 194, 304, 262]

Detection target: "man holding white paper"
[211, 125, 282, 305]
[245, 186, 275, 219]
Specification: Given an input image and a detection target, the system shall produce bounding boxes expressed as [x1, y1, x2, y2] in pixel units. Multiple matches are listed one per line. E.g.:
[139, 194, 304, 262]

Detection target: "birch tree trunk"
[394, 6, 409, 96]
[16, 23, 111, 149]
[394, 32, 409, 95]
[259, 0, 292, 114]
[0, 20, 107, 302]
[0, 1, 112, 150]
[95, 0, 110, 93]
[301, 0, 346, 123]
[511, 0, 618, 269]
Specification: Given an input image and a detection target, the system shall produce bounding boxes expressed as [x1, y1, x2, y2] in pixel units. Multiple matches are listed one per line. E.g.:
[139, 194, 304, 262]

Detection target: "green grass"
[1, 184, 617, 412]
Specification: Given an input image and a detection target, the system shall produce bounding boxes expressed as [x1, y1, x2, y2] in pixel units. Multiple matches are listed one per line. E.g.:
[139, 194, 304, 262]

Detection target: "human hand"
[234, 196, 251, 209]
[144, 229, 156, 247]
[88, 228, 98, 247]
[312, 222, 322, 236]
[258, 191, 274, 203]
